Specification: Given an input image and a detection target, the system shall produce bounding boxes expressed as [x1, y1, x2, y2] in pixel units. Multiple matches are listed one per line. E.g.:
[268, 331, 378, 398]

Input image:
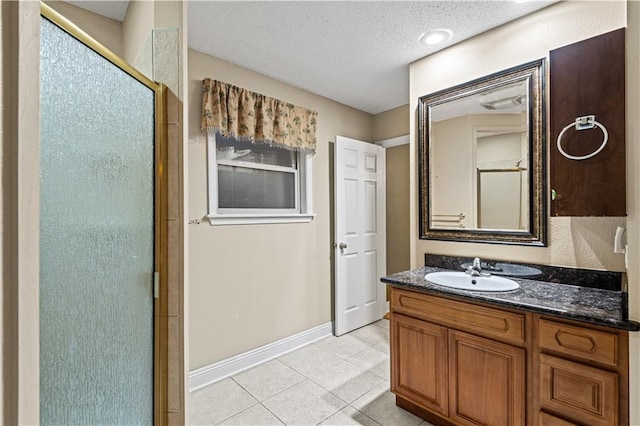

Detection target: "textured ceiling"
[188, 1, 555, 114]
[66, 0, 556, 115]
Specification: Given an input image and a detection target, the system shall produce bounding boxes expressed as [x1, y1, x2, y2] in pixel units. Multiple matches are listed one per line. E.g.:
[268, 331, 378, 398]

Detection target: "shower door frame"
[40, 3, 173, 423]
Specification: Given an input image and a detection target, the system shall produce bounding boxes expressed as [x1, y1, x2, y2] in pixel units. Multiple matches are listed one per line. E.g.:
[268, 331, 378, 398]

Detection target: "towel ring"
[557, 115, 608, 161]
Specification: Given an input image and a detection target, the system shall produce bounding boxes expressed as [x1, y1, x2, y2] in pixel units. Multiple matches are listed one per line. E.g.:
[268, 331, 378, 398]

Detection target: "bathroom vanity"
[404, 15, 634, 426]
[382, 266, 639, 426]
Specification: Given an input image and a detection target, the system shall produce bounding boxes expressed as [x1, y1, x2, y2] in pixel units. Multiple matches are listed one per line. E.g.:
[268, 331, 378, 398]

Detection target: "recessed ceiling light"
[419, 29, 453, 46]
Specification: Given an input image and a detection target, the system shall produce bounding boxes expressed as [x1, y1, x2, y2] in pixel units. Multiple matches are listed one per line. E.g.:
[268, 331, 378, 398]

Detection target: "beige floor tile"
[319, 405, 381, 426]
[262, 380, 347, 425]
[216, 404, 284, 425]
[311, 360, 384, 403]
[372, 319, 390, 330]
[351, 382, 423, 426]
[313, 333, 371, 359]
[348, 347, 390, 381]
[233, 359, 305, 401]
[190, 378, 258, 425]
[191, 320, 403, 426]
[278, 344, 343, 377]
[350, 324, 390, 346]
[373, 341, 390, 356]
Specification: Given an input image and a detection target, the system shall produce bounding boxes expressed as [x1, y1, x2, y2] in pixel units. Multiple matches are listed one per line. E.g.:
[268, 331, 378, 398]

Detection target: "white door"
[334, 136, 387, 336]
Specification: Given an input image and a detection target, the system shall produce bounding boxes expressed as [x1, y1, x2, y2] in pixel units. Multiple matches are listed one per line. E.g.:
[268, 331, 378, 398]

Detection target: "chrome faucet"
[466, 257, 490, 277]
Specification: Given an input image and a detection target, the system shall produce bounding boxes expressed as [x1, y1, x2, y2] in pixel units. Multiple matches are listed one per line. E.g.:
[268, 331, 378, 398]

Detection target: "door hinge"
[153, 272, 160, 299]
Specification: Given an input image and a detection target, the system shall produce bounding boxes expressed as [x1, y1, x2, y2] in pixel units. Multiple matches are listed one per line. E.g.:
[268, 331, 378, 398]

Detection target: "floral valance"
[201, 78, 318, 154]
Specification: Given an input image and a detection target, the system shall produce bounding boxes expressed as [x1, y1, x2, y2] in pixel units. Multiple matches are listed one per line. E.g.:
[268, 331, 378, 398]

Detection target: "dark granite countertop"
[382, 266, 640, 332]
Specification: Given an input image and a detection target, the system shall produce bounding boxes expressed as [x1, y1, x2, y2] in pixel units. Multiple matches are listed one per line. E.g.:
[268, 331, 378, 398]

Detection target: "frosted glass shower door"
[40, 17, 156, 424]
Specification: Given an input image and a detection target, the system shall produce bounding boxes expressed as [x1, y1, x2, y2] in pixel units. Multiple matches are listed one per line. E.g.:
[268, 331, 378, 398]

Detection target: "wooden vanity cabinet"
[448, 330, 526, 426]
[390, 288, 527, 425]
[538, 412, 579, 426]
[392, 314, 449, 416]
[534, 315, 629, 426]
[389, 287, 630, 426]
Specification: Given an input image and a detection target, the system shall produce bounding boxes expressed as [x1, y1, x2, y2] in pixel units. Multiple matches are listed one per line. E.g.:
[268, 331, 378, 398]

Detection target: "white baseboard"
[189, 322, 333, 392]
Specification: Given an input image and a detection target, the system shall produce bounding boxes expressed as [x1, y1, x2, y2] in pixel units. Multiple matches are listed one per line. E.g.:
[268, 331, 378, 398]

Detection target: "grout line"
[259, 402, 287, 426]
[347, 404, 384, 426]
[313, 405, 346, 426]
[313, 345, 370, 362]
[276, 346, 344, 378]
[204, 326, 392, 426]
[238, 372, 306, 405]
[212, 397, 260, 426]
[229, 376, 257, 399]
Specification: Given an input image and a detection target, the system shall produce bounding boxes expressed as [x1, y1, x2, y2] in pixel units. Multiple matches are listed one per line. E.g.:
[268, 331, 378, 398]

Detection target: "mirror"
[418, 59, 546, 245]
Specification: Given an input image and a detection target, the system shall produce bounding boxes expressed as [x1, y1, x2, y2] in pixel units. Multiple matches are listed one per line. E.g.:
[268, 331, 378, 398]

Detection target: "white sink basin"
[425, 271, 520, 292]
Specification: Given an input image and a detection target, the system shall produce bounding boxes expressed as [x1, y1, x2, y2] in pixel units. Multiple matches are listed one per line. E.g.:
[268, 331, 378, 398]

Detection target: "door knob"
[339, 243, 347, 249]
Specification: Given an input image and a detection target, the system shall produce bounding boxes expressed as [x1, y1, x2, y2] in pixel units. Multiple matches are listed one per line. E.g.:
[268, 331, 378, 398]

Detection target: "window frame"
[206, 132, 315, 225]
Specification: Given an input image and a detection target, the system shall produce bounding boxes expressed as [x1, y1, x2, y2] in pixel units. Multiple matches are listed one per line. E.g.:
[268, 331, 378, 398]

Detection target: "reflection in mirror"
[419, 60, 546, 245]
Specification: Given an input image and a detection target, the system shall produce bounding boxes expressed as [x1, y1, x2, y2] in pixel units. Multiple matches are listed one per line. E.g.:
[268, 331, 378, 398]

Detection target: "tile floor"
[190, 320, 435, 426]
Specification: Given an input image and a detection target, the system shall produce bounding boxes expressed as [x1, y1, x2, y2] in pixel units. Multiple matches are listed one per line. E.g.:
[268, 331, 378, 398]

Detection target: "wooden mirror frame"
[418, 59, 547, 246]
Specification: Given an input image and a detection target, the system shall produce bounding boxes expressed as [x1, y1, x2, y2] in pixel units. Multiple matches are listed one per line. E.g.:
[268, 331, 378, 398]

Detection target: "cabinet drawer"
[538, 412, 578, 426]
[540, 354, 619, 426]
[539, 318, 619, 367]
[391, 288, 526, 345]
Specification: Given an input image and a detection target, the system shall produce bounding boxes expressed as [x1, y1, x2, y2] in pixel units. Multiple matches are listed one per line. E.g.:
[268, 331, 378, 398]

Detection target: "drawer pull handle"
[555, 330, 598, 353]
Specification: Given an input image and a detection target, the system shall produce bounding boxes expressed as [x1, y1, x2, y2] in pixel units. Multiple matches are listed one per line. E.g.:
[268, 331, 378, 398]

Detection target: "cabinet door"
[538, 412, 579, 426]
[550, 29, 626, 216]
[449, 330, 525, 426]
[391, 313, 448, 416]
[540, 354, 618, 426]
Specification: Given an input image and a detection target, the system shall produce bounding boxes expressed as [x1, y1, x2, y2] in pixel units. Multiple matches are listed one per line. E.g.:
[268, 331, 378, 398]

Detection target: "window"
[207, 132, 314, 225]
[201, 78, 318, 225]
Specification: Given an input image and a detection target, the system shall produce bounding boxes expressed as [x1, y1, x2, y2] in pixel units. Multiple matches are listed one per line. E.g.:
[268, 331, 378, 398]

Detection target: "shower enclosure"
[39, 6, 163, 424]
